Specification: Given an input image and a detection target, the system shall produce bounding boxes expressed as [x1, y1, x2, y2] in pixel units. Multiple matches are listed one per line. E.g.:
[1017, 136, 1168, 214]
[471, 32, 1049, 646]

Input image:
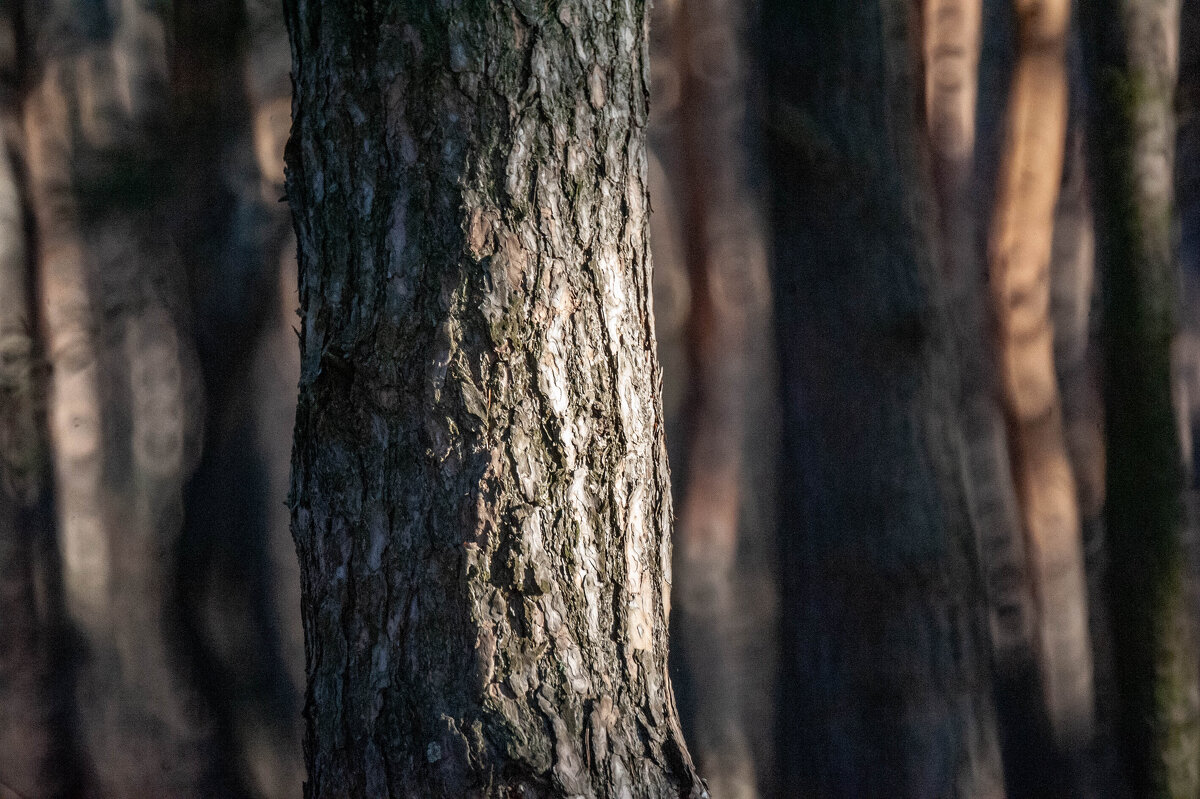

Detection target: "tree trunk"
[1082, 0, 1200, 795]
[765, 0, 1005, 796]
[0, 23, 66, 789]
[22, 2, 219, 793]
[987, 0, 1094, 746]
[648, 0, 777, 796]
[284, 2, 704, 796]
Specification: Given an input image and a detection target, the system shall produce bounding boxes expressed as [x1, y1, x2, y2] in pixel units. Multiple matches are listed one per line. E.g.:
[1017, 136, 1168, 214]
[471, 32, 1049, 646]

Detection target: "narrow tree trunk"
[765, 0, 1005, 795]
[988, 0, 1094, 745]
[169, 0, 304, 793]
[284, 2, 704, 796]
[22, 3, 217, 793]
[0, 23, 62, 789]
[1082, 0, 1200, 795]
[650, 0, 776, 795]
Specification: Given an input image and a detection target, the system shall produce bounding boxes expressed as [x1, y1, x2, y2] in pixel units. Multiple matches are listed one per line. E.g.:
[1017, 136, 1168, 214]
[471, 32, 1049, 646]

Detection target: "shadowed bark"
[765, 0, 1005, 795]
[1082, 0, 1200, 796]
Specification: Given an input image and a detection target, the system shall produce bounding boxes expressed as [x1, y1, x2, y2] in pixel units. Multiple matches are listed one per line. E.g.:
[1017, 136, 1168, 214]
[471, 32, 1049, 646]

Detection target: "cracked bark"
[284, 1, 704, 796]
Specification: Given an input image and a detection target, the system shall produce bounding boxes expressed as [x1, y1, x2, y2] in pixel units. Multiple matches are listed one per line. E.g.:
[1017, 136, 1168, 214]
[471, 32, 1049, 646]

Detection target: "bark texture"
[988, 0, 1094, 745]
[765, 0, 1005, 795]
[1083, 0, 1200, 796]
[284, 1, 704, 796]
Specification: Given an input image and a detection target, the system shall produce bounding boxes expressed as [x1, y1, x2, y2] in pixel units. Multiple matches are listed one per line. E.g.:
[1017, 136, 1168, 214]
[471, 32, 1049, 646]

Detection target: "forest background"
[1, 0, 1199, 797]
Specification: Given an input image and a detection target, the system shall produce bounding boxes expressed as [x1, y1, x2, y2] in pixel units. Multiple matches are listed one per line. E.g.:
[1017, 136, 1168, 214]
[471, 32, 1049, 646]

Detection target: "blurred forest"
[0, 0, 1199, 797]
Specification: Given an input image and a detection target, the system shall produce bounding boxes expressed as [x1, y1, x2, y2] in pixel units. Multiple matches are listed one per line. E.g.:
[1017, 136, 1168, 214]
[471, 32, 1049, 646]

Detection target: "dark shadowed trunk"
[765, 0, 1005, 796]
[284, 1, 704, 796]
[1082, 0, 1200, 796]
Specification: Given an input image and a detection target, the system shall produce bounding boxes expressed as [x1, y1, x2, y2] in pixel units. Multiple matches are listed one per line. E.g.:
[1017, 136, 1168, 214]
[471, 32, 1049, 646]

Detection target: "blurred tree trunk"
[8, 0, 304, 795]
[22, 2, 222, 793]
[169, 0, 303, 793]
[284, 1, 704, 796]
[987, 0, 1094, 745]
[765, 0, 1005, 796]
[0, 10, 69, 794]
[1082, 0, 1200, 796]
[648, 0, 778, 796]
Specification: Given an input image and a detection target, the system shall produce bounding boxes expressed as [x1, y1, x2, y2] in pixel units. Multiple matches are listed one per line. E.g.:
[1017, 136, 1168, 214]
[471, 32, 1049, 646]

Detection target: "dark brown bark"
[284, 2, 704, 797]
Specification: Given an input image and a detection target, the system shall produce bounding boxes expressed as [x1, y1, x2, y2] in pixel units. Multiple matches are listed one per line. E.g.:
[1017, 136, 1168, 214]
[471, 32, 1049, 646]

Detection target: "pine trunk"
[765, 1, 1005, 796]
[1082, 0, 1200, 795]
[284, 2, 704, 796]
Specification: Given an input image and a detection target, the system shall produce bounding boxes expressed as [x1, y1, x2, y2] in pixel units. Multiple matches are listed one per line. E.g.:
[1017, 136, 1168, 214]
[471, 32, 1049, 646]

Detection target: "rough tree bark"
[765, 0, 1005, 796]
[284, 1, 704, 796]
[1082, 0, 1200, 795]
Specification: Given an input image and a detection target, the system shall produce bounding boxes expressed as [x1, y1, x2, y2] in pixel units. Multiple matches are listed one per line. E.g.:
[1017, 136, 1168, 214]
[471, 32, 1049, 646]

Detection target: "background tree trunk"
[765, 0, 1005, 795]
[1082, 0, 1200, 795]
[647, 0, 778, 796]
[987, 0, 1094, 746]
[284, 1, 704, 796]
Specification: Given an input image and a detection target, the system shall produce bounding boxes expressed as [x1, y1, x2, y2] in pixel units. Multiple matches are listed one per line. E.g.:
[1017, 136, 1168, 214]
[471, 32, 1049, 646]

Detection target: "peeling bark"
[987, 0, 1094, 745]
[284, 1, 704, 796]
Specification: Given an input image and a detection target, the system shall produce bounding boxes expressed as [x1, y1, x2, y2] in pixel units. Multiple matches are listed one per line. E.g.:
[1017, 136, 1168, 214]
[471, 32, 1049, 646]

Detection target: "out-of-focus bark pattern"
[649, 0, 777, 796]
[3, 0, 303, 794]
[923, 0, 982, 283]
[1052, 129, 1102, 531]
[1083, 0, 1200, 795]
[21, 1, 216, 793]
[766, 0, 1006, 794]
[0, 10, 63, 794]
[920, 0, 1039, 675]
[169, 0, 303, 793]
[988, 0, 1094, 745]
